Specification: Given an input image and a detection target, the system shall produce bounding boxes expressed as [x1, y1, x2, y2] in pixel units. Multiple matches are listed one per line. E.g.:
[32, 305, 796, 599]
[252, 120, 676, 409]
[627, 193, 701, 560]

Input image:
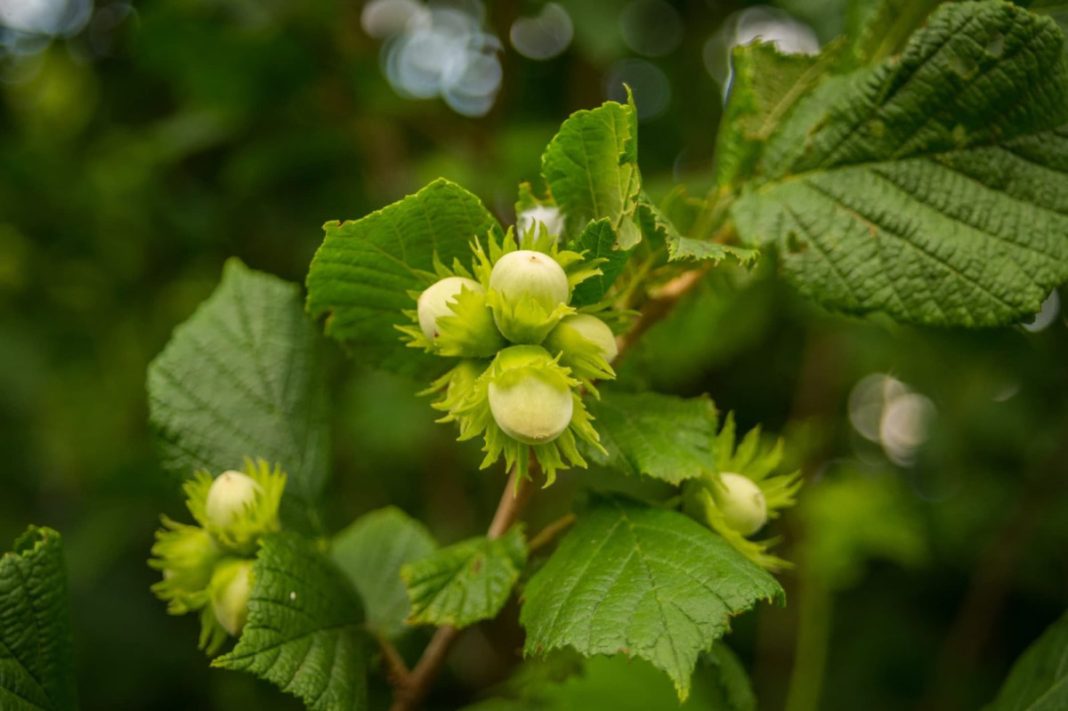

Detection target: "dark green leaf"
[305, 178, 500, 374]
[331, 507, 436, 638]
[214, 532, 369, 711]
[0, 527, 78, 711]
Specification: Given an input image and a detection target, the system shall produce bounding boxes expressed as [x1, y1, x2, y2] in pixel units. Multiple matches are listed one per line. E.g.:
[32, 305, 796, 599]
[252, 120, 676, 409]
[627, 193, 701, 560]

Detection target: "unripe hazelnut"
[546, 314, 618, 365]
[160, 526, 218, 592]
[211, 558, 253, 636]
[489, 250, 569, 312]
[417, 276, 484, 340]
[205, 471, 261, 530]
[713, 472, 768, 536]
[487, 346, 574, 444]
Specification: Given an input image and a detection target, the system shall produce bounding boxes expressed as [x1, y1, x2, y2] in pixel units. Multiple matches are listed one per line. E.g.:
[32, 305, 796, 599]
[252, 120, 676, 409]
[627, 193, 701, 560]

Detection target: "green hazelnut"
[489, 250, 569, 312]
[713, 472, 768, 536]
[205, 471, 260, 530]
[546, 313, 618, 364]
[417, 276, 484, 340]
[210, 558, 254, 637]
[487, 345, 574, 444]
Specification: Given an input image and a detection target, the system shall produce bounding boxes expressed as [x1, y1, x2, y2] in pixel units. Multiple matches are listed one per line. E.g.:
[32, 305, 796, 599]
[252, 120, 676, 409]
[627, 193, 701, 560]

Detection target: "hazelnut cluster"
[149, 459, 285, 652]
[399, 227, 617, 485]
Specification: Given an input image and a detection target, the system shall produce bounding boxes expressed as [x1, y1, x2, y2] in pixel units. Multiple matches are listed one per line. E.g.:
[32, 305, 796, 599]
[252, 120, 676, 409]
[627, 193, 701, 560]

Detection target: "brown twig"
[527, 513, 577, 553]
[388, 467, 534, 711]
[614, 265, 711, 364]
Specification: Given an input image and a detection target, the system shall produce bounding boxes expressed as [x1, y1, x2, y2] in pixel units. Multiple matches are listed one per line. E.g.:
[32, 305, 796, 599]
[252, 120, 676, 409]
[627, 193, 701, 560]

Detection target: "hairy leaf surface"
[520, 497, 783, 699]
[731, 2, 1068, 326]
[214, 532, 369, 710]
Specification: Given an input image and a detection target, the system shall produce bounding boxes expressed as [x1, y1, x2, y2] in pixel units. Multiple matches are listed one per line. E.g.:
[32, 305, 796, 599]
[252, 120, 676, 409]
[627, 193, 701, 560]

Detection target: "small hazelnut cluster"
[399, 227, 617, 485]
[149, 459, 285, 652]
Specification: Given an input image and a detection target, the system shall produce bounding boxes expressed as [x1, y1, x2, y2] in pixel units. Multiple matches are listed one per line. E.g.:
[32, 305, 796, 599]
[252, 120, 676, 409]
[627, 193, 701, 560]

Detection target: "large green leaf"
[541, 98, 642, 249]
[520, 497, 783, 700]
[401, 527, 527, 629]
[986, 610, 1068, 711]
[147, 258, 329, 531]
[305, 178, 500, 374]
[731, 1, 1068, 327]
[331, 507, 436, 638]
[585, 391, 718, 484]
[214, 532, 369, 710]
[0, 527, 78, 711]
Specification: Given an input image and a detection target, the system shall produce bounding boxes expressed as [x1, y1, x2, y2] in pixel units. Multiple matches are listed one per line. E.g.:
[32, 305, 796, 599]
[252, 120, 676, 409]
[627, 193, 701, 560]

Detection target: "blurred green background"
[1, 0, 1065, 709]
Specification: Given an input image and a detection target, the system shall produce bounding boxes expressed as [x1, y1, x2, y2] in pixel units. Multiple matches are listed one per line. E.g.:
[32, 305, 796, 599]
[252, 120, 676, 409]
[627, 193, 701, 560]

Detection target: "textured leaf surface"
[586, 391, 718, 484]
[305, 178, 500, 374]
[570, 219, 629, 306]
[842, 0, 941, 68]
[402, 527, 527, 629]
[986, 610, 1068, 711]
[214, 532, 368, 710]
[542, 98, 642, 248]
[520, 497, 783, 699]
[331, 507, 436, 638]
[0, 527, 78, 711]
[147, 258, 329, 530]
[731, 2, 1068, 327]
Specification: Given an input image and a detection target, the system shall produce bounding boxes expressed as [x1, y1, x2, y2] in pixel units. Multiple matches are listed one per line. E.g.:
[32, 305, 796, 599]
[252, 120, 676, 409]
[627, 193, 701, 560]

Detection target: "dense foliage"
[3, 1, 1068, 709]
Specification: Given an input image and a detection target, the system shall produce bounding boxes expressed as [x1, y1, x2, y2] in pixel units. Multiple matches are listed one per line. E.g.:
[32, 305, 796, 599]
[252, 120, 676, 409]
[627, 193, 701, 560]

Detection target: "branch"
[528, 513, 576, 553]
[388, 466, 534, 711]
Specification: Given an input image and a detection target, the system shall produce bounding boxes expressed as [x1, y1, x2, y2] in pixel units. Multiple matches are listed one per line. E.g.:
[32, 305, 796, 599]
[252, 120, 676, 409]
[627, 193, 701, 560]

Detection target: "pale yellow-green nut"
[489, 250, 569, 313]
[487, 345, 574, 445]
[205, 471, 261, 530]
[547, 314, 618, 363]
[417, 276, 483, 340]
[713, 472, 768, 536]
[210, 558, 254, 637]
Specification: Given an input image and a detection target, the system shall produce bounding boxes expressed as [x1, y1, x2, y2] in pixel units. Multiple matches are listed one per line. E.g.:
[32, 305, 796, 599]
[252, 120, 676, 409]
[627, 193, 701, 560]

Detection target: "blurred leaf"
[147, 259, 329, 531]
[402, 527, 527, 629]
[0, 527, 78, 711]
[542, 98, 642, 248]
[331, 507, 436, 639]
[520, 496, 783, 700]
[800, 472, 927, 589]
[731, 2, 1068, 327]
[305, 179, 500, 375]
[586, 391, 718, 484]
[570, 219, 629, 306]
[213, 532, 369, 710]
[465, 646, 755, 711]
[986, 609, 1068, 710]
